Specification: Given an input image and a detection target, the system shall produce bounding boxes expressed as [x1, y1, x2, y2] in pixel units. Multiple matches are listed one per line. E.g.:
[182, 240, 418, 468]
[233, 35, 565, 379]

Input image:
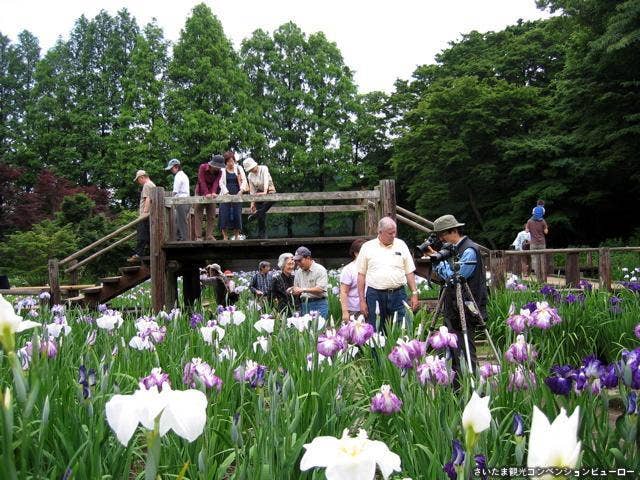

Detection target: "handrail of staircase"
[65, 232, 137, 273]
[59, 214, 149, 266]
[396, 206, 434, 229]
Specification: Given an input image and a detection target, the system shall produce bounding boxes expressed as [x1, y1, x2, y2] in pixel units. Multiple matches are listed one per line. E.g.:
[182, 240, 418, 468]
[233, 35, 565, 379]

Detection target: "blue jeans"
[366, 287, 408, 332]
[300, 297, 329, 320]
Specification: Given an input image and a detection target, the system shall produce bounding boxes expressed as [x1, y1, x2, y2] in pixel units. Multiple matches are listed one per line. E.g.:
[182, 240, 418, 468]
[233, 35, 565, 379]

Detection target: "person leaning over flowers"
[242, 157, 275, 239]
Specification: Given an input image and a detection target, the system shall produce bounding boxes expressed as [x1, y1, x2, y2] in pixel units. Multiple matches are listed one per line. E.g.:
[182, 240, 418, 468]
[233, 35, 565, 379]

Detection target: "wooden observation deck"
[45, 179, 400, 312]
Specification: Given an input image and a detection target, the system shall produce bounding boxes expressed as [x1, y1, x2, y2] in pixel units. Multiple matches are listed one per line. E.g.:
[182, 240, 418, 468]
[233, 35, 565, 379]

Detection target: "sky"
[1, 0, 551, 93]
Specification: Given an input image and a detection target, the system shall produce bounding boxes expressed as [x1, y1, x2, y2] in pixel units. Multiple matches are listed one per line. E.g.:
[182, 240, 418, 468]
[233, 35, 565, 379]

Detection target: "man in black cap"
[291, 246, 329, 319]
[194, 154, 224, 241]
[425, 214, 487, 375]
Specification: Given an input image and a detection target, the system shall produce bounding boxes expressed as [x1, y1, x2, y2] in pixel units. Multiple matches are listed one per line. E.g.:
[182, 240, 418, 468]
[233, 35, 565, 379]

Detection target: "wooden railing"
[161, 180, 394, 241]
[487, 246, 640, 290]
[47, 214, 149, 304]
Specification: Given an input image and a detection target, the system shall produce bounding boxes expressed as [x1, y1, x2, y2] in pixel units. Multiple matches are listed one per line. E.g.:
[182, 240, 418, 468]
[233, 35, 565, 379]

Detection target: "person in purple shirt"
[194, 155, 224, 241]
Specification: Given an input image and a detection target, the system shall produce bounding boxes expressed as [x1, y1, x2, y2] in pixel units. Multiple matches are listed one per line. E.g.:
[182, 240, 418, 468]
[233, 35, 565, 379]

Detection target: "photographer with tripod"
[422, 215, 488, 379]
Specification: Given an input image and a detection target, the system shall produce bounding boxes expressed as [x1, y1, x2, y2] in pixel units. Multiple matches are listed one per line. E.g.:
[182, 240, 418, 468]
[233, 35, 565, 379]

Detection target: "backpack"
[522, 239, 531, 251]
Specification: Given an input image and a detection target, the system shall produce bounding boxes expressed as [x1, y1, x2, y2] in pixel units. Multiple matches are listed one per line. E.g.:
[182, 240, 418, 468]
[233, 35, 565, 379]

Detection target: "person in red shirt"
[194, 155, 224, 241]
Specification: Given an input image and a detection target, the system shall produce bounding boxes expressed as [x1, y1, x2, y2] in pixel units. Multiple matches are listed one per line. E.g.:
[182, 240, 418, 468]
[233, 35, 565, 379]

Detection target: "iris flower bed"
[1, 271, 639, 479]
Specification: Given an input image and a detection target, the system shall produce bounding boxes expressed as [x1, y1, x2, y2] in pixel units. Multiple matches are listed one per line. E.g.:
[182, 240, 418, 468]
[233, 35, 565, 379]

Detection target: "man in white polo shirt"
[165, 158, 190, 241]
[357, 217, 419, 329]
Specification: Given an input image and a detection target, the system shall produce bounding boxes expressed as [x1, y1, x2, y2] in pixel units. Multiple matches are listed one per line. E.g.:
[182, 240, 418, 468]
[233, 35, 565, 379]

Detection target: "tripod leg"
[463, 283, 502, 366]
[455, 282, 475, 388]
[419, 285, 446, 341]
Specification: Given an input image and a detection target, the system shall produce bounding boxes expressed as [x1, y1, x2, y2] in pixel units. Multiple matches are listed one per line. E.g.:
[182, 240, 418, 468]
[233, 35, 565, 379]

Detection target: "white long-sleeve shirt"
[173, 170, 190, 197]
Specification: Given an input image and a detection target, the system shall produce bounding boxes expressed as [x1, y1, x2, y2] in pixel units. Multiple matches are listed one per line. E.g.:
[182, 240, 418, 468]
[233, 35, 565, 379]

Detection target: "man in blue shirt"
[425, 214, 487, 377]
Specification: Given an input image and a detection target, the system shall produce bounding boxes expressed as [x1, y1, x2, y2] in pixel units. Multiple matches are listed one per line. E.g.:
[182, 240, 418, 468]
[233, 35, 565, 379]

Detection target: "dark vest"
[442, 236, 488, 319]
[457, 236, 487, 312]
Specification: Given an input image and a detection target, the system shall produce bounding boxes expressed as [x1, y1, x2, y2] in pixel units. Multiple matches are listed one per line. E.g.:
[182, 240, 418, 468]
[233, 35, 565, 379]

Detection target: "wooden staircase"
[66, 261, 150, 308]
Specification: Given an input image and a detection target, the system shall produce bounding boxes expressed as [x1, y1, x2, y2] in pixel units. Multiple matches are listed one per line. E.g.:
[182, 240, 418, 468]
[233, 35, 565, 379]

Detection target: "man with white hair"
[356, 216, 419, 329]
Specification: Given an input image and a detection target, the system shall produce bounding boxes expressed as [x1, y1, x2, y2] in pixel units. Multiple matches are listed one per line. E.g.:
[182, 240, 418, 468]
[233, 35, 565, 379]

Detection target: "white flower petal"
[462, 391, 491, 434]
[105, 394, 141, 446]
[300, 436, 340, 470]
[159, 389, 207, 442]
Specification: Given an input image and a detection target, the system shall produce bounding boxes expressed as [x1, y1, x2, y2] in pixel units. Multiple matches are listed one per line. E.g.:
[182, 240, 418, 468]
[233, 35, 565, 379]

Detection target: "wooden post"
[48, 259, 61, 306]
[535, 249, 547, 284]
[489, 250, 506, 290]
[598, 247, 612, 291]
[150, 187, 167, 313]
[166, 260, 179, 309]
[182, 265, 201, 308]
[68, 259, 79, 289]
[565, 253, 580, 287]
[378, 179, 397, 223]
[366, 199, 377, 237]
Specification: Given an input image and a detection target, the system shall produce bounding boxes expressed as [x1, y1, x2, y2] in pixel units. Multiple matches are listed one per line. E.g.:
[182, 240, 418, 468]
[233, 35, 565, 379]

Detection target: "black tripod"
[420, 258, 501, 388]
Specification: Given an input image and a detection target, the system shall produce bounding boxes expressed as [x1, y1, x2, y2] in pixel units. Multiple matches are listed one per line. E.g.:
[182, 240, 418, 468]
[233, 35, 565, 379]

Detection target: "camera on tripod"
[415, 233, 443, 256]
[415, 234, 457, 263]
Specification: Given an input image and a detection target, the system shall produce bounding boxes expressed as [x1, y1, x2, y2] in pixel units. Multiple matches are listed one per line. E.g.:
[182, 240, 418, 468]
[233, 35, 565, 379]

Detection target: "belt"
[305, 297, 327, 302]
[369, 286, 405, 293]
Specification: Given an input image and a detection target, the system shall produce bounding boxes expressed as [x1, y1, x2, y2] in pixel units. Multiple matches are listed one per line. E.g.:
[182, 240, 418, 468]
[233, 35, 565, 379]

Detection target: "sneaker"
[236, 234, 246, 240]
[230, 235, 237, 241]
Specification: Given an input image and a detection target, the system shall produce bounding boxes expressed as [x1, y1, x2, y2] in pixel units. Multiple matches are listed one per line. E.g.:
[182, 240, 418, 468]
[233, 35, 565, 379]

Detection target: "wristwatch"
[411, 290, 419, 295]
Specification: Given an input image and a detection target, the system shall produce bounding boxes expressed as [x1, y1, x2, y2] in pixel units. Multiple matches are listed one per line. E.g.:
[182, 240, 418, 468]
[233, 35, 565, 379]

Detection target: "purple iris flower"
[141, 367, 171, 391]
[578, 279, 592, 292]
[234, 360, 267, 388]
[388, 338, 425, 369]
[609, 296, 622, 314]
[544, 364, 575, 395]
[508, 366, 537, 391]
[504, 335, 537, 364]
[443, 462, 457, 480]
[41, 337, 58, 358]
[530, 302, 562, 329]
[317, 329, 347, 357]
[428, 326, 458, 350]
[475, 454, 488, 480]
[635, 324, 640, 340]
[513, 413, 524, 436]
[627, 392, 637, 415]
[416, 355, 455, 386]
[600, 363, 619, 390]
[479, 364, 501, 380]
[78, 365, 97, 399]
[183, 358, 223, 391]
[619, 348, 640, 389]
[190, 313, 204, 328]
[370, 384, 403, 415]
[338, 318, 374, 346]
[523, 301, 537, 314]
[564, 293, 577, 304]
[451, 439, 465, 465]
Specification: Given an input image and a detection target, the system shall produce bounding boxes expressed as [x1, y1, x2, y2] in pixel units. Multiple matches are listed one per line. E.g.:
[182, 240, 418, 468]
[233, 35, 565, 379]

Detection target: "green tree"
[241, 22, 360, 234]
[0, 30, 40, 168]
[535, 0, 640, 243]
[0, 220, 77, 285]
[166, 3, 260, 174]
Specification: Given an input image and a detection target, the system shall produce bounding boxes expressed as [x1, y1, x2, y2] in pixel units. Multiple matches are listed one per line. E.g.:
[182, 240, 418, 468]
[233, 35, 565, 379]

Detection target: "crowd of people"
[128, 153, 276, 261]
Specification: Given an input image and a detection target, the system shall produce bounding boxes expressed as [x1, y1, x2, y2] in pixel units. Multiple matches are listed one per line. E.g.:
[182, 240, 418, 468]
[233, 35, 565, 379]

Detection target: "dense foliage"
[1, 275, 639, 478]
[1, 1, 638, 280]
